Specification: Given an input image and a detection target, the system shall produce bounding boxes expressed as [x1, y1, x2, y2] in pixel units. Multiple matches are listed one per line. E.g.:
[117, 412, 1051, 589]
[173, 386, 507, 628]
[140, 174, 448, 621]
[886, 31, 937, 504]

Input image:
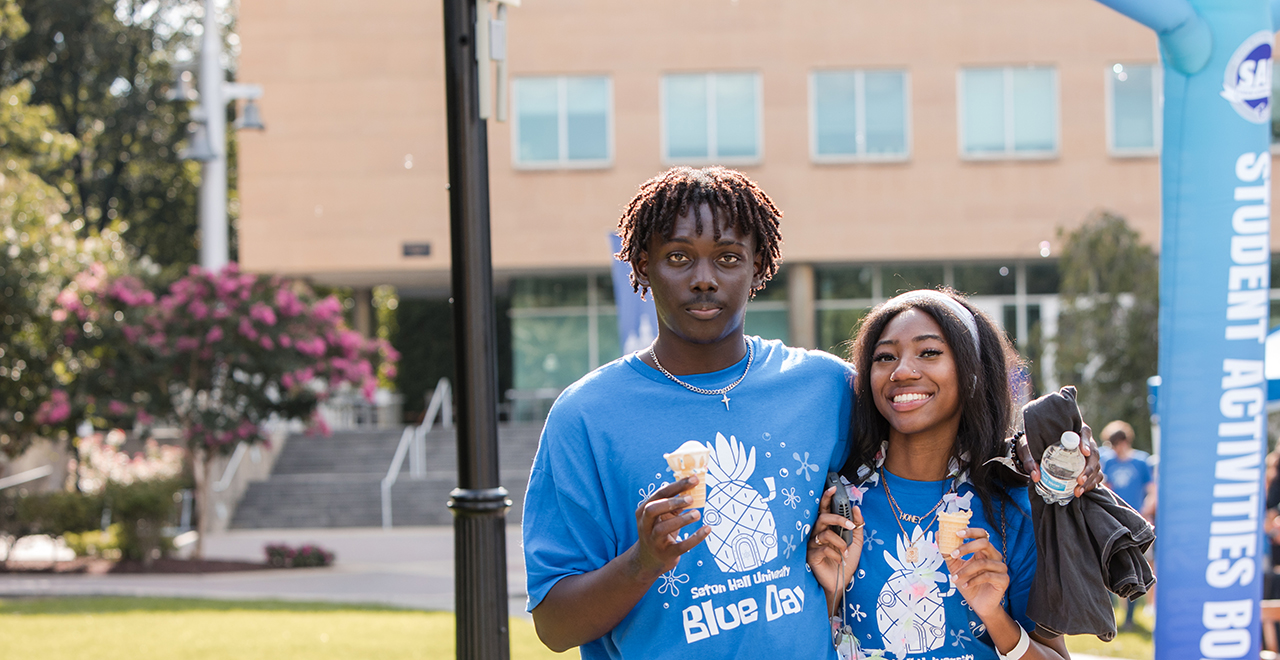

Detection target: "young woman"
[808, 289, 1072, 660]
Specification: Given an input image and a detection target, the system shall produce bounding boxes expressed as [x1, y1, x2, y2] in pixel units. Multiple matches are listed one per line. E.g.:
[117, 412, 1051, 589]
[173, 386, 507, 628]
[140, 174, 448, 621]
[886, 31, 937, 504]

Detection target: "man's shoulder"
[758, 337, 855, 377]
[552, 356, 638, 409]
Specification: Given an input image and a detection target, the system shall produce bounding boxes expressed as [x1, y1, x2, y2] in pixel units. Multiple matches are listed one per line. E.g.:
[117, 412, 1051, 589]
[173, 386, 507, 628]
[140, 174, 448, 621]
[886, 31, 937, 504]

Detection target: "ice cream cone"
[664, 441, 711, 508]
[936, 510, 972, 556]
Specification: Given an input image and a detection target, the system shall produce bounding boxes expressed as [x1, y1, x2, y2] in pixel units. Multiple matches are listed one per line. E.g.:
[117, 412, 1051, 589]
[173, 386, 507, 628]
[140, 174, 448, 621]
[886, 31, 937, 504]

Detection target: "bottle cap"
[1060, 431, 1081, 450]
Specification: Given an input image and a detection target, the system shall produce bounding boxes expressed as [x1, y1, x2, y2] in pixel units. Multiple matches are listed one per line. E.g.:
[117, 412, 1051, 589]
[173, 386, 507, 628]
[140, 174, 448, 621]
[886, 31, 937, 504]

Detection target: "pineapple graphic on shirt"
[876, 525, 948, 658]
[703, 432, 778, 572]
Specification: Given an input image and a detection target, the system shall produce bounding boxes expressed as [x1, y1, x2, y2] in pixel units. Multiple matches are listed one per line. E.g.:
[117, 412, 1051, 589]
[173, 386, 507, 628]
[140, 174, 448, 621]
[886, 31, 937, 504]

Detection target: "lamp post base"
[449, 487, 512, 660]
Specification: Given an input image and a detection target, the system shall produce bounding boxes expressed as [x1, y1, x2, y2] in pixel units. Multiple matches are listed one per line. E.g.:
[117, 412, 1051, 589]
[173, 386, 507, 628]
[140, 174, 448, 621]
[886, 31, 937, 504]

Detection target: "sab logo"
[1221, 30, 1274, 125]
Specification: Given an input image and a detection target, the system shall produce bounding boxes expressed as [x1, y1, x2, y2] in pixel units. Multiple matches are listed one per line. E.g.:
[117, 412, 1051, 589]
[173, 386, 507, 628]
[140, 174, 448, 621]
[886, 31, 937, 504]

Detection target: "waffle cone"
[664, 442, 710, 508]
[672, 468, 708, 508]
[936, 510, 972, 556]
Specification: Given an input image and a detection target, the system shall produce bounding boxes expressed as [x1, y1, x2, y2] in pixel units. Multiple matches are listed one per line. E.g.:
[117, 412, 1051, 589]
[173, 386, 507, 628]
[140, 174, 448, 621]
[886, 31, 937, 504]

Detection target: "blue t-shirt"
[523, 337, 855, 660]
[1101, 450, 1152, 510]
[838, 472, 1037, 660]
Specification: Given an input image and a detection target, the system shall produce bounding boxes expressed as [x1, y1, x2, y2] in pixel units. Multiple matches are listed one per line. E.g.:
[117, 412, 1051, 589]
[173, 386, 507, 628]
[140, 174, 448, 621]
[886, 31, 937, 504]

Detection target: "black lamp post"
[441, 0, 511, 658]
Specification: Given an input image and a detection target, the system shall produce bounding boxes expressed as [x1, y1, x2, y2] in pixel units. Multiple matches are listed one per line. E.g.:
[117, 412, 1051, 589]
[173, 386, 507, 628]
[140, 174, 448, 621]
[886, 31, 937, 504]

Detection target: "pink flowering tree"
[47, 263, 398, 556]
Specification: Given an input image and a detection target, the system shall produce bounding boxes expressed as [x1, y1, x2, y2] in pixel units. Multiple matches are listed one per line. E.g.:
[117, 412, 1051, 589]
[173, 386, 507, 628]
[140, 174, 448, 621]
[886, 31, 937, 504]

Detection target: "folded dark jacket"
[1022, 386, 1156, 641]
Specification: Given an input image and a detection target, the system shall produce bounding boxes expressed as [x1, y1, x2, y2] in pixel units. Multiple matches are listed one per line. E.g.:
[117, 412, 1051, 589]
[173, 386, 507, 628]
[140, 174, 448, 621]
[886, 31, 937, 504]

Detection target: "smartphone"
[825, 472, 853, 545]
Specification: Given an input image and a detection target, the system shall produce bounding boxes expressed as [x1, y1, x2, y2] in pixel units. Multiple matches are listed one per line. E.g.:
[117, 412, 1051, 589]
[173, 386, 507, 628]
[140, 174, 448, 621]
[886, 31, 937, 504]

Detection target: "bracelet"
[998, 624, 1031, 660]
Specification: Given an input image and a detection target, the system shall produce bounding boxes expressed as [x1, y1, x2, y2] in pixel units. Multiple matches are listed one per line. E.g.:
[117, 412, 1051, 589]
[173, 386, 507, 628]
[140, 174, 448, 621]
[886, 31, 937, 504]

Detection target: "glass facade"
[1108, 63, 1159, 154]
[1272, 73, 1280, 144]
[960, 66, 1058, 157]
[509, 270, 791, 396]
[953, 263, 1016, 296]
[813, 261, 1060, 388]
[663, 72, 761, 162]
[510, 275, 618, 392]
[514, 75, 611, 167]
[509, 261, 1070, 406]
[811, 69, 909, 160]
[884, 264, 945, 295]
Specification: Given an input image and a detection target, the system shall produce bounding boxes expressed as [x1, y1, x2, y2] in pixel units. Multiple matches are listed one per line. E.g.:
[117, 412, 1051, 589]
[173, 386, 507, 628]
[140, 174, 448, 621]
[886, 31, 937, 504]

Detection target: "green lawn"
[1063, 602, 1155, 659]
[0, 597, 576, 660]
[0, 596, 1154, 659]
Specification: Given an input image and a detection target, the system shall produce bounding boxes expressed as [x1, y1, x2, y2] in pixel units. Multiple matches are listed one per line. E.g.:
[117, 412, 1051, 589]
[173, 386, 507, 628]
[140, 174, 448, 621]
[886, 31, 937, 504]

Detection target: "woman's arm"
[945, 528, 1069, 660]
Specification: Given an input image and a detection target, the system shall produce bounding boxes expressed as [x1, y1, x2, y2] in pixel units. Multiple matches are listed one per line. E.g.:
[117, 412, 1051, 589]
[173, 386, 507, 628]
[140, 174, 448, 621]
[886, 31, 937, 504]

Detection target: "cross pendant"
[721, 393, 731, 410]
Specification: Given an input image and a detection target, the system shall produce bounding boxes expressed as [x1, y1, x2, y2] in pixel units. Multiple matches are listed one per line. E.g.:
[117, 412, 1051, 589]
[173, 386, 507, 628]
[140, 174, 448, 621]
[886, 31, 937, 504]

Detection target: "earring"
[970, 374, 978, 398]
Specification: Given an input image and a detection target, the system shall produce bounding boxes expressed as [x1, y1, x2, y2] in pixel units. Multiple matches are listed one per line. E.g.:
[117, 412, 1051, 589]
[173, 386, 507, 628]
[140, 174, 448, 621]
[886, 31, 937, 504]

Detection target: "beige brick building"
[234, 0, 1273, 397]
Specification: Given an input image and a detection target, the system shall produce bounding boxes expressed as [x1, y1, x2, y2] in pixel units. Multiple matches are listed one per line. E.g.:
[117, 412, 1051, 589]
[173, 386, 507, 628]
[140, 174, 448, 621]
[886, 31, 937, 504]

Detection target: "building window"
[662, 72, 761, 163]
[510, 274, 619, 394]
[810, 70, 909, 161]
[1107, 63, 1160, 155]
[513, 75, 611, 168]
[959, 66, 1058, 158]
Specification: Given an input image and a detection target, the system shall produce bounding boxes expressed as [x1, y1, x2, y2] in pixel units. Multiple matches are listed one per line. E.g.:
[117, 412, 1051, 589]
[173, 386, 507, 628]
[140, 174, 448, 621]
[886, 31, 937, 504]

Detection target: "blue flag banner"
[1094, 2, 1273, 659]
[607, 233, 658, 355]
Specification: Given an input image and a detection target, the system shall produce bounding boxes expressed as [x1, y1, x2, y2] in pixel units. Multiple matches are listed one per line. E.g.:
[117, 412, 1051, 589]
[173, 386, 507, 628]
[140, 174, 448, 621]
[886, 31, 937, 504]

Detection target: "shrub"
[265, 542, 334, 568]
[0, 490, 103, 540]
[107, 478, 182, 563]
[63, 524, 121, 558]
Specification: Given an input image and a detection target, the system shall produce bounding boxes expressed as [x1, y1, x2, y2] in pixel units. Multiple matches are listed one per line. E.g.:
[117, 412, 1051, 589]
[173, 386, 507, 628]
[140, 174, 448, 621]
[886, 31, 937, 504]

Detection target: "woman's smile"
[889, 390, 934, 410]
[870, 308, 963, 443]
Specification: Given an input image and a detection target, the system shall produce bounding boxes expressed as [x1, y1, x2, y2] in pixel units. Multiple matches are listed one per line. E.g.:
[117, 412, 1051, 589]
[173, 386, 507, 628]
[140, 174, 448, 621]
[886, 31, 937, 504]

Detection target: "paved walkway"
[0, 526, 531, 618]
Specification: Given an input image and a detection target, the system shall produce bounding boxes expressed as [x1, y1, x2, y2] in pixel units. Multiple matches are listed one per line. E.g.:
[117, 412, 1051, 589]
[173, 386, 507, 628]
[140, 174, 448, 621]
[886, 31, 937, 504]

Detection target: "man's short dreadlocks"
[614, 166, 783, 299]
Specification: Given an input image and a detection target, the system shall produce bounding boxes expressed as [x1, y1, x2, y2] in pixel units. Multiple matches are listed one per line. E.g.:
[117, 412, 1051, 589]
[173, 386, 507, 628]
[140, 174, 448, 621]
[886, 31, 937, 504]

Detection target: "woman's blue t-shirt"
[837, 471, 1037, 660]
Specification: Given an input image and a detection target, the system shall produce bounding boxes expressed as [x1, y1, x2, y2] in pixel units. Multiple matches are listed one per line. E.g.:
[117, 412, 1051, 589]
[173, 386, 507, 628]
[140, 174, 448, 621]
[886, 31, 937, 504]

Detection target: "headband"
[887, 290, 981, 356]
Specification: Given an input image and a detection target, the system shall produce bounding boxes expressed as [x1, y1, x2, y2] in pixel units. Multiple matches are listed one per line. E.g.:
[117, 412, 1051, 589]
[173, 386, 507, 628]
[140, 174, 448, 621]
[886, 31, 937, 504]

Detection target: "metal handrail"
[381, 378, 452, 529]
[212, 442, 248, 492]
[0, 465, 54, 491]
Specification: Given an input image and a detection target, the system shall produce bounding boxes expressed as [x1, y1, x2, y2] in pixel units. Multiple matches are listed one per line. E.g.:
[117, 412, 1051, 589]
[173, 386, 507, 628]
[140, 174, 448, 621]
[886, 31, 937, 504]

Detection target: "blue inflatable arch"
[1091, 2, 1274, 659]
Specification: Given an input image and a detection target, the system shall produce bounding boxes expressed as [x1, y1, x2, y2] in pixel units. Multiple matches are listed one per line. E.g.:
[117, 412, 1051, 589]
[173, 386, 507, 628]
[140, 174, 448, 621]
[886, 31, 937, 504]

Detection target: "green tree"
[0, 2, 76, 453]
[1054, 211, 1160, 451]
[0, 1, 159, 455]
[0, 0, 218, 273]
[50, 265, 394, 555]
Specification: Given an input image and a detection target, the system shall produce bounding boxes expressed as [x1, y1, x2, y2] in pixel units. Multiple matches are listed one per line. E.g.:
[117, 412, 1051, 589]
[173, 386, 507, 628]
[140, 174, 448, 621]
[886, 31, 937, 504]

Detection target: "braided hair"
[614, 167, 783, 299]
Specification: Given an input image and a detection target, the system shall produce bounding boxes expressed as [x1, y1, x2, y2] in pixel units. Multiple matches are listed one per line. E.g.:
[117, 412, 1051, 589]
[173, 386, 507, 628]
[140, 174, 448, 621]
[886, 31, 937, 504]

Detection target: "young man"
[1098, 421, 1152, 514]
[521, 166, 1102, 658]
[1098, 419, 1154, 630]
[522, 167, 859, 659]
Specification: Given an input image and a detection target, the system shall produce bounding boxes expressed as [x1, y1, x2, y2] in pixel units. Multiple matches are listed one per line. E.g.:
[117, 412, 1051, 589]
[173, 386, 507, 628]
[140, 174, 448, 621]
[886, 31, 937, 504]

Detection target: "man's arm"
[531, 477, 711, 652]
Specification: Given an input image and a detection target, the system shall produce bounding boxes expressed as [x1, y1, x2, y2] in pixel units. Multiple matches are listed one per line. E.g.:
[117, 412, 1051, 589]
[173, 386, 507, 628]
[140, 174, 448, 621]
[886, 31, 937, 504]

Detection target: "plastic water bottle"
[1035, 431, 1085, 506]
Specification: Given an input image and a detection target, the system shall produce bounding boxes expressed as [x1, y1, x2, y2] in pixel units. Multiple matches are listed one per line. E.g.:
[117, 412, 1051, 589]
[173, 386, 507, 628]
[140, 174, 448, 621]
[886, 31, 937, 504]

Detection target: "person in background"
[1265, 450, 1280, 600]
[1098, 421, 1152, 514]
[1098, 420, 1153, 630]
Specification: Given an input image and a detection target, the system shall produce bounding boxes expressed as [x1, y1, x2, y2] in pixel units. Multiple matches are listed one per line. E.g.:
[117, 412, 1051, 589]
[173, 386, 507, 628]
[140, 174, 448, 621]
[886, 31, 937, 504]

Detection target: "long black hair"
[840, 288, 1026, 529]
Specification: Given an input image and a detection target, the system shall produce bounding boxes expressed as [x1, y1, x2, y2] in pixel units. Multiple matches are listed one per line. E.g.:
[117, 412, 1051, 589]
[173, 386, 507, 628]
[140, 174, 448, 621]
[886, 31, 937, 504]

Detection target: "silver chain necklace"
[649, 337, 754, 411]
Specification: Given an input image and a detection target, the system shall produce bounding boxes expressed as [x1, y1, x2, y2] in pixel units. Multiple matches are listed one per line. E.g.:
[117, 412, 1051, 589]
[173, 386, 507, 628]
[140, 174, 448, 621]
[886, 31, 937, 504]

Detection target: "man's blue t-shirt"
[838, 471, 1037, 660]
[1101, 450, 1152, 510]
[523, 337, 855, 660]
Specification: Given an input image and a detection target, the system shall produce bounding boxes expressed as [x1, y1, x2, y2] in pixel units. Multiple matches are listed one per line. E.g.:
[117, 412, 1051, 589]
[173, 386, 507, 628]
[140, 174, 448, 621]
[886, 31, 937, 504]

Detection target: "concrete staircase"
[229, 424, 543, 529]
